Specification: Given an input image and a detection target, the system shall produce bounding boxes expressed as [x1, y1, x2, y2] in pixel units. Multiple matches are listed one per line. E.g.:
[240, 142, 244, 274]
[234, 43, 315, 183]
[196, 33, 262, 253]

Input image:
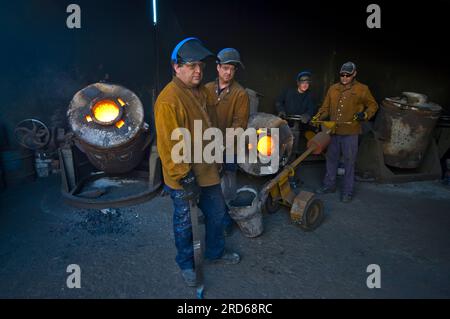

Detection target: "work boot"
[206, 250, 241, 265]
[315, 185, 336, 194]
[341, 194, 352, 203]
[181, 269, 197, 287]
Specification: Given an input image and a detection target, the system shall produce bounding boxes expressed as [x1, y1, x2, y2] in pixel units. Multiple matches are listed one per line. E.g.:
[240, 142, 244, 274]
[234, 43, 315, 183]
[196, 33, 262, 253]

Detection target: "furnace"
[60, 82, 162, 208]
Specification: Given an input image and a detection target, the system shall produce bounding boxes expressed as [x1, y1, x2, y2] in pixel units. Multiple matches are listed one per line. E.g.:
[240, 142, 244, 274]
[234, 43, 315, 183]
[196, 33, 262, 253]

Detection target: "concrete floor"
[1, 163, 449, 299]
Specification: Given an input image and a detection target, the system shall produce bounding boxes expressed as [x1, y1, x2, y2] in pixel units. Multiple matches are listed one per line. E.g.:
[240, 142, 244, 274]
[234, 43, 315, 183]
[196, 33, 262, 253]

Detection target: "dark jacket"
[275, 88, 315, 117]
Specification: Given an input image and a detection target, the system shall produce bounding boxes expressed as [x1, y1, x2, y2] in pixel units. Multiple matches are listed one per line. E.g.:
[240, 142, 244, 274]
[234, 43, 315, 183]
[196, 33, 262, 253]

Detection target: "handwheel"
[14, 119, 50, 150]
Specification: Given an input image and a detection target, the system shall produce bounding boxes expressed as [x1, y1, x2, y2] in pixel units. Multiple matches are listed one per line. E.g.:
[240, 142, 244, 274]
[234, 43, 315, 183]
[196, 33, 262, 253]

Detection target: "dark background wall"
[171, 0, 450, 112]
[1, 0, 449, 148]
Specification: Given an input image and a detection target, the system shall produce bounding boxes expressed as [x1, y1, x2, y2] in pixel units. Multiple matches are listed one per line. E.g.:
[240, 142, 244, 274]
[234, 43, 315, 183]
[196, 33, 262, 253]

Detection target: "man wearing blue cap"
[275, 71, 315, 123]
[312, 61, 378, 202]
[154, 38, 240, 287]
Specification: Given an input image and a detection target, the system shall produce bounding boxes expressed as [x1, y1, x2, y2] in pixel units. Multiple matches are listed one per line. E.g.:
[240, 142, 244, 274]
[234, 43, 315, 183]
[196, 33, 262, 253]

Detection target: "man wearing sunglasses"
[312, 62, 378, 203]
[154, 38, 241, 288]
[205, 48, 250, 237]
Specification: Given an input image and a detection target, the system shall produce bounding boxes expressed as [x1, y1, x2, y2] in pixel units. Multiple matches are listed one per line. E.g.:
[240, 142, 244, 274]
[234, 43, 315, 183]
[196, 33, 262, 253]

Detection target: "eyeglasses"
[182, 61, 205, 70]
[340, 73, 354, 78]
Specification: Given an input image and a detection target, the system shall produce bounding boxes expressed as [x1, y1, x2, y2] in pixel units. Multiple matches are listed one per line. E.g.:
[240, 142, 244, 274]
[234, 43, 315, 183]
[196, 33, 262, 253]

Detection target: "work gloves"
[353, 111, 368, 121]
[311, 113, 322, 122]
[311, 113, 324, 126]
[179, 170, 200, 201]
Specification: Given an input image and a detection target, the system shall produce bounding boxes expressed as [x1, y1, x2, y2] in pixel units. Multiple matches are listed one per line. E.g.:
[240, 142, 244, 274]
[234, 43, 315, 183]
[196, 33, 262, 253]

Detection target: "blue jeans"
[164, 184, 226, 270]
[222, 154, 237, 227]
[323, 134, 358, 196]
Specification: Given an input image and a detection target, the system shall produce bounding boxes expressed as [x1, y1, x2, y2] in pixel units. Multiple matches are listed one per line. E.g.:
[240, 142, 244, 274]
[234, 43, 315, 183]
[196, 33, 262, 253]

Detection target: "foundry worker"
[154, 37, 240, 287]
[275, 71, 315, 123]
[312, 62, 378, 202]
[205, 48, 250, 236]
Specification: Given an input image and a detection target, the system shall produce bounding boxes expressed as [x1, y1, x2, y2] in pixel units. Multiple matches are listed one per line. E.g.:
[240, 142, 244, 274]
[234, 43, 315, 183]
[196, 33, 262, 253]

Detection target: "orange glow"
[257, 136, 272, 156]
[115, 119, 125, 128]
[92, 100, 120, 124]
[117, 98, 126, 106]
[85, 115, 93, 122]
[248, 143, 253, 150]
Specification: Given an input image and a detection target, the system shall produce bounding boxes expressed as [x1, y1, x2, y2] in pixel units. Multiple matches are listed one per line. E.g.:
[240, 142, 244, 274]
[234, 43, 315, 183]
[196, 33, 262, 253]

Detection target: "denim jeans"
[323, 134, 358, 196]
[164, 183, 226, 270]
[222, 153, 237, 227]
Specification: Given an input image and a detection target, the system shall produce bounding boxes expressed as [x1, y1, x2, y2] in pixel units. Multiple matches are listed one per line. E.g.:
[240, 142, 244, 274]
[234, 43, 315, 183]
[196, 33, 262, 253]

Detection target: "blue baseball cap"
[296, 71, 312, 82]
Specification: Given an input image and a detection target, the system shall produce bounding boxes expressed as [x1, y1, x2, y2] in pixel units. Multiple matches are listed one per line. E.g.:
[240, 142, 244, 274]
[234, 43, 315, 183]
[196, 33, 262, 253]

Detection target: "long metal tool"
[189, 199, 204, 299]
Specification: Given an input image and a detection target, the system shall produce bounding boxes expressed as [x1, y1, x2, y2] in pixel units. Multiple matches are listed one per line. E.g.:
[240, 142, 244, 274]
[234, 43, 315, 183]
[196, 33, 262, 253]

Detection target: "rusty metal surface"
[59, 140, 163, 209]
[290, 191, 324, 231]
[238, 112, 293, 176]
[356, 132, 442, 183]
[290, 191, 314, 224]
[61, 170, 162, 209]
[67, 83, 151, 174]
[374, 98, 442, 169]
[75, 129, 151, 174]
[68, 82, 145, 149]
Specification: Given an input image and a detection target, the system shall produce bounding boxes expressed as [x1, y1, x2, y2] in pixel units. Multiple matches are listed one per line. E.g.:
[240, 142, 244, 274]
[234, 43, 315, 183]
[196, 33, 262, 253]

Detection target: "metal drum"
[67, 83, 151, 174]
[238, 112, 293, 176]
[375, 93, 442, 168]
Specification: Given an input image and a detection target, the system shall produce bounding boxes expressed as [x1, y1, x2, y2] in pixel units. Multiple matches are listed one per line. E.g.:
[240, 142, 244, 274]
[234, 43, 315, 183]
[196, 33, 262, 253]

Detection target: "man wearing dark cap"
[275, 71, 315, 123]
[312, 61, 378, 202]
[205, 48, 250, 236]
[275, 71, 316, 157]
[154, 38, 240, 287]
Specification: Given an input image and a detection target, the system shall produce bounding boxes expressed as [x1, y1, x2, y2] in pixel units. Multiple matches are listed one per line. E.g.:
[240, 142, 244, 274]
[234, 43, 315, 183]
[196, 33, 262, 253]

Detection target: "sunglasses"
[340, 73, 354, 78]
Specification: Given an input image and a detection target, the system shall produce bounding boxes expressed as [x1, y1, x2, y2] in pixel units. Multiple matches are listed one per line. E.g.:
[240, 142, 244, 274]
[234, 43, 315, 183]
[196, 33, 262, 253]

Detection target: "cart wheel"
[290, 192, 324, 231]
[264, 194, 280, 214]
[299, 198, 324, 231]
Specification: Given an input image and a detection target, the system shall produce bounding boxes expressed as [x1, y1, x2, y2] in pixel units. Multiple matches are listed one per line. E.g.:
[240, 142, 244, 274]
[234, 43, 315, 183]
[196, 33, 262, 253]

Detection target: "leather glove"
[278, 111, 286, 119]
[311, 113, 322, 126]
[311, 113, 321, 122]
[353, 111, 368, 121]
[179, 171, 200, 201]
[299, 114, 311, 124]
